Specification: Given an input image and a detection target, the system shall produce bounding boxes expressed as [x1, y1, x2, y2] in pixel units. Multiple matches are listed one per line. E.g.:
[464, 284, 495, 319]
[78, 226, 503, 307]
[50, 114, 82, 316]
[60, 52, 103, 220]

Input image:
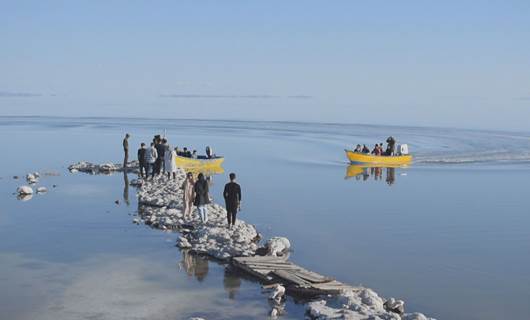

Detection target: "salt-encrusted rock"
[307, 288, 435, 320]
[268, 284, 285, 302]
[68, 161, 139, 174]
[132, 218, 140, 224]
[384, 297, 405, 314]
[26, 173, 37, 184]
[17, 186, 33, 195]
[177, 236, 192, 248]
[36, 187, 48, 193]
[266, 237, 291, 257]
[13, 175, 19, 179]
[33, 172, 40, 178]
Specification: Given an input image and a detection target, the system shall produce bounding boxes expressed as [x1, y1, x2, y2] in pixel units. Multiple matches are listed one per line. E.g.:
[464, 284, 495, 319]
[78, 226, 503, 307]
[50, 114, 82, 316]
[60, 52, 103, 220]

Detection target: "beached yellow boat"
[345, 149, 412, 165]
[174, 155, 225, 169]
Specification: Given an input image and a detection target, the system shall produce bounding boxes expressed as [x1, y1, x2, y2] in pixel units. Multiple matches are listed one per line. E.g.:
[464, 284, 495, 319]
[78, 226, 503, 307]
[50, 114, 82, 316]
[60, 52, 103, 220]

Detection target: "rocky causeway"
[68, 161, 435, 320]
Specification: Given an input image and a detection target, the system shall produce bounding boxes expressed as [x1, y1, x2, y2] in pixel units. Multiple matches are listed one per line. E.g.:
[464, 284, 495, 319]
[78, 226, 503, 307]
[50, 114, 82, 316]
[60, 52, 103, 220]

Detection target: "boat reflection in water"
[184, 164, 224, 178]
[345, 164, 407, 186]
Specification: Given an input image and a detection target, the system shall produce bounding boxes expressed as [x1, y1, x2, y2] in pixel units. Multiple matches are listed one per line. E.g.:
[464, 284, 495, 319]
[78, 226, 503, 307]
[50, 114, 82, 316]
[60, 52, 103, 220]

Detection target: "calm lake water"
[1, 117, 529, 320]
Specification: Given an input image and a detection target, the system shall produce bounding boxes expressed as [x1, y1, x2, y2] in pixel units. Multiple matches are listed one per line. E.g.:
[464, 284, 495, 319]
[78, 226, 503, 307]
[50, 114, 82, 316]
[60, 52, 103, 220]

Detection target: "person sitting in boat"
[206, 146, 213, 158]
[385, 136, 396, 156]
[354, 144, 362, 153]
[192, 150, 198, 159]
[362, 144, 370, 153]
[371, 144, 381, 156]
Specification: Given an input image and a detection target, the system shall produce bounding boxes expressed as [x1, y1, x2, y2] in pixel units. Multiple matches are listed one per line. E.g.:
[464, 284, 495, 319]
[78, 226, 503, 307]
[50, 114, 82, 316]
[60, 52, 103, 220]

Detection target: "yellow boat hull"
[174, 156, 225, 168]
[345, 150, 412, 165]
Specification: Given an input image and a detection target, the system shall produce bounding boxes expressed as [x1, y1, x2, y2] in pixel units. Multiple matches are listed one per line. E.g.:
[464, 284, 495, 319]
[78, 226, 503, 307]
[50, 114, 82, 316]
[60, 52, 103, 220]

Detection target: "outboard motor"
[398, 144, 409, 155]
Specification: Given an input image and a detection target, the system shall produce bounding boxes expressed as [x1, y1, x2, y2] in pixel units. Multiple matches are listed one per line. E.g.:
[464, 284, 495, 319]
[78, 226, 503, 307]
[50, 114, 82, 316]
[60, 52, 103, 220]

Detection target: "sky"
[1, 1, 529, 131]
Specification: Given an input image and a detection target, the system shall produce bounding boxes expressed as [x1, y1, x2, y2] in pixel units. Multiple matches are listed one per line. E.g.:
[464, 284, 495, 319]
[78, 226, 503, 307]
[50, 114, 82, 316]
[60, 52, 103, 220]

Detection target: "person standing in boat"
[147, 142, 158, 179]
[354, 144, 362, 153]
[123, 133, 130, 169]
[386, 136, 396, 156]
[223, 173, 241, 229]
[206, 146, 213, 158]
[164, 144, 178, 180]
[137, 143, 148, 178]
[194, 173, 210, 223]
[181, 172, 195, 219]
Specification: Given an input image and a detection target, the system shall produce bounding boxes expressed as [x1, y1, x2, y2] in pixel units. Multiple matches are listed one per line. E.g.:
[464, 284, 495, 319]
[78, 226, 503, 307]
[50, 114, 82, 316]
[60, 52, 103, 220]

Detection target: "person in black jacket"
[154, 138, 166, 176]
[137, 143, 148, 178]
[223, 173, 241, 229]
[123, 133, 130, 168]
[194, 173, 210, 223]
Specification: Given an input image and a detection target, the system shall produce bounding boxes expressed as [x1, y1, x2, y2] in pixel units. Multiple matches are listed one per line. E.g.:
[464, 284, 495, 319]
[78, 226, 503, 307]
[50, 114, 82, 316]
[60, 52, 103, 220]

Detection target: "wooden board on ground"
[232, 256, 357, 296]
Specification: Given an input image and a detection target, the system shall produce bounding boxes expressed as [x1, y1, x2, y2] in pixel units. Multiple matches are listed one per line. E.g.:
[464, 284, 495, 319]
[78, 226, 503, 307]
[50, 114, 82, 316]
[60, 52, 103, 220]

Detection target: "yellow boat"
[345, 149, 412, 165]
[174, 155, 225, 169]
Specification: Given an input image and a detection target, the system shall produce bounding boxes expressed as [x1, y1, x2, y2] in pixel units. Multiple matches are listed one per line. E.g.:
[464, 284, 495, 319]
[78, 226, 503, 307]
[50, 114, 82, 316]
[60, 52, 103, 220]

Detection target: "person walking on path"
[181, 172, 195, 219]
[147, 142, 158, 179]
[137, 143, 148, 178]
[194, 173, 210, 223]
[123, 133, 130, 169]
[223, 173, 241, 229]
[154, 138, 166, 175]
[164, 144, 178, 180]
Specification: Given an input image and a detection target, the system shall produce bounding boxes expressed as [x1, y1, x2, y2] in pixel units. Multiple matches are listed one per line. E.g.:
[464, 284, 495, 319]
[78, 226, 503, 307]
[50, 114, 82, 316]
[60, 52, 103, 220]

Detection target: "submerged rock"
[36, 187, 48, 193]
[17, 193, 33, 201]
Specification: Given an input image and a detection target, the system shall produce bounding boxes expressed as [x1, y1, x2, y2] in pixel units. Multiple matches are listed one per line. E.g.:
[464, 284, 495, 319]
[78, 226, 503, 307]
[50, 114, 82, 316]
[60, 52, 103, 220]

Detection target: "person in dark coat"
[386, 136, 396, 156]
[223, 173, 241, 228]
[194, 173, 210, 223]
[137, 143, 148, 178]
[123, 133, 130, 168]
[154, 138, 166, 176]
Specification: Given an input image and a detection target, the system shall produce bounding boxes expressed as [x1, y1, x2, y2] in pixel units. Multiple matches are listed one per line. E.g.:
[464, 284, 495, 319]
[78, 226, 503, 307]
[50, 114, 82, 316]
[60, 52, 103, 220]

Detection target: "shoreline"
[68, 161, 435, 320]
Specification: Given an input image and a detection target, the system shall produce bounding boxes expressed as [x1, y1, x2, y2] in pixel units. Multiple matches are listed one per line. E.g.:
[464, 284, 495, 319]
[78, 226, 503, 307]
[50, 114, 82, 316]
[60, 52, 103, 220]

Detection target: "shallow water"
[1, 117, 529, 319]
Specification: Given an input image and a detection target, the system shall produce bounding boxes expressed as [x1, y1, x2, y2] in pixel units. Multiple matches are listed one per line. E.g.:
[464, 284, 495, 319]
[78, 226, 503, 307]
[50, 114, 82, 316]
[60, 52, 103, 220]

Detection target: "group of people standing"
[353, 136, 396, 156]
[133, 135, 178, 180]
[123, 133, 241, 228]
[181, 172, 242, 228]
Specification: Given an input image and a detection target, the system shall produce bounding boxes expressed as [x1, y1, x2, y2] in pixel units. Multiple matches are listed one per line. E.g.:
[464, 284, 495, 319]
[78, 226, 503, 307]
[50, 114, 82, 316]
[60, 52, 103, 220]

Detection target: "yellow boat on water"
[345, 149, 412, 165]
[174, 155, 225, 169]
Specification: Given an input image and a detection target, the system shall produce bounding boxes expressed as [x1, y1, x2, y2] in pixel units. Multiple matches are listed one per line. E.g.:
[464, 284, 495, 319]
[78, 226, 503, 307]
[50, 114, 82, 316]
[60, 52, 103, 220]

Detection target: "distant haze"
[1, 1, 529, 131]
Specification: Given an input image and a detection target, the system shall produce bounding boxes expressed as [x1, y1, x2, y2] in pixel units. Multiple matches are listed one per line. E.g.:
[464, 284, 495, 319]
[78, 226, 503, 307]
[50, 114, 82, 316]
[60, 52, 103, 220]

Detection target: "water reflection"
[223, 266, 242, 300]
[345, 165, 402, 185]
[179, 250, 209, 282]
[123, 171, 130, 206]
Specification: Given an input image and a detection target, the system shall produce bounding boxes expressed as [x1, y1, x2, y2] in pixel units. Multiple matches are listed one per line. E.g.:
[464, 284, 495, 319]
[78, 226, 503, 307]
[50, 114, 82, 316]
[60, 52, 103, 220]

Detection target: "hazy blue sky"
[1, 1, 529, 130]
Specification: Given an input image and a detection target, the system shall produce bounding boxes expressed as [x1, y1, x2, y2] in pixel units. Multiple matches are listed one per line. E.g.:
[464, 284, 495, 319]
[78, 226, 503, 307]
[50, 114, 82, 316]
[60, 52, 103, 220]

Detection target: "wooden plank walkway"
[232, 256, 359, 296]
